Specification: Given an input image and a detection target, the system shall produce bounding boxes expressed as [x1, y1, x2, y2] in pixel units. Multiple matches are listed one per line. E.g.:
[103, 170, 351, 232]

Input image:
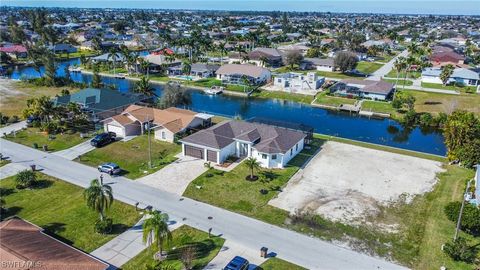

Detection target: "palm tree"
[440, 64, 455, 86]
[84, 178, 113, 221]
[142, 210, 172, 259]
[182, 61, 191, 75]
[135, 76, 156, 97]
[217, 42, 227, 65]
[139, 58, 150, 77]
[244, 157, 261, 180]
[393, 56, 407, 99]
[107, 48, 118, 76]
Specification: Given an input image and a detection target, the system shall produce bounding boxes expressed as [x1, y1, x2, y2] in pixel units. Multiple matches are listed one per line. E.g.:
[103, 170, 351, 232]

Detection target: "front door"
[239, 143, 248, 157]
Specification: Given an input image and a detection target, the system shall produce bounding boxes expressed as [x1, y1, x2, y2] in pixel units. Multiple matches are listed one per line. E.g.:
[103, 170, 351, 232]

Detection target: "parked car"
[224, 256, 249, 270]
[98, 162, 121, 175]
[90, 132, 116, 147]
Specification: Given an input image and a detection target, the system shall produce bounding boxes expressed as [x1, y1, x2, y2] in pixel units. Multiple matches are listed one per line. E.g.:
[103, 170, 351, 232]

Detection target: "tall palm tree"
[440, 64, 455, 86]
[244, 157, 261, 180]
[217, 42, 227, 65]
[142, 210, 172, 258]
[107, 48, 118, 76]
[84, 178, 113, 221]
[393, 56, 406, 92]
[139, 58, 150, 77]
[135, 76, 156, 97]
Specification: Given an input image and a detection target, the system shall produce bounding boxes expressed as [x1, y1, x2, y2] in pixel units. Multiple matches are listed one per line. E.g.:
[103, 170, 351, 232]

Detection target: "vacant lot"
[78, 135, 181, 179]
[5, 127, 89, 152]
[406, 89, 480, 116]
[269, 141, 444, 225]
[356, 61, 383, 74]
[0, 173, 140, 252]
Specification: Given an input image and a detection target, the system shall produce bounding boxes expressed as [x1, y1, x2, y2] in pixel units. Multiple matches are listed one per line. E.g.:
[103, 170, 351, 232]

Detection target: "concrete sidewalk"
[53, 139, 95, 160]
[0, 121, 27, 137]
[0, 162, 29, 179]
[90, 217, 183, 269]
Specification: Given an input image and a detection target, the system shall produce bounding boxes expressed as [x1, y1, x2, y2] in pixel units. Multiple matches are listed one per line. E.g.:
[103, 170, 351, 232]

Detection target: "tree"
[393, 56, 407, 92]
[443, 237, 477, 263]
[334, 51, 358, 73]
[139, 58, 150, 77]
[142, 210, 172, 258]
[180, 245, 196, 270]
[83, 178, 113, 222]
[391, 91, 416, 111]
[22, 95, 55, 124]
[43, 53, 57, 86]
[444, 201, 480, 235]
[15, 170, 37, 189]
[440, 64, 454, 86]
[444, 111, 480, 167]
[91, 63, 102, 88]
[157, 84, 192, 109]
[108, 48, 119, 75]
[135, 76, 156, 97]
[245, 157, 261, 180]
[283, 50, 304, 69]
[305, 47, 322, 58]
[182, 61, 191, 75]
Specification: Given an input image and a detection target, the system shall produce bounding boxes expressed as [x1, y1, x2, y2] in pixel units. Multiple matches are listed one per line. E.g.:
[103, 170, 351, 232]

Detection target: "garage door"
[106, 124, 125, 137]
[184, 145, 204, 159]
[207, 150, 218, 163]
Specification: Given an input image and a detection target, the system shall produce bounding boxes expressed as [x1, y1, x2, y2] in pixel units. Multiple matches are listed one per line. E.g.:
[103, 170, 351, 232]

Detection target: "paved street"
[0, 138, 408, 270]
[0, 121, 27, 137]
[368, 50, 409, 81]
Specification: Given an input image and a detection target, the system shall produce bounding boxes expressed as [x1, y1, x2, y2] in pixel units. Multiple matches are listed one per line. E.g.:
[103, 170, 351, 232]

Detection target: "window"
[262, 154, 267, 159]
[290, 149, 293, 156]
[295, 143, 298, 151]
[272, 154, 277, 160]
[161, 131, 166, 139]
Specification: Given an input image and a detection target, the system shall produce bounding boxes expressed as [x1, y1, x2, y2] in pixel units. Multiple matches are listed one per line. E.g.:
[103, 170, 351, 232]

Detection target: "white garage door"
[106, 124, 125, 138]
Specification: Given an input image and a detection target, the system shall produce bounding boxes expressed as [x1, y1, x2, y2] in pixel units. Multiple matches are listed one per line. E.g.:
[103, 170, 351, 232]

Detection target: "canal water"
[9, 58, 447, 156]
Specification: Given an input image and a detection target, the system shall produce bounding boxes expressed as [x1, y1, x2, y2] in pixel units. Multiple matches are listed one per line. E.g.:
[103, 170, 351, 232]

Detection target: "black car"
[90, 132, 116, 147]
[224, 256, 249, 270]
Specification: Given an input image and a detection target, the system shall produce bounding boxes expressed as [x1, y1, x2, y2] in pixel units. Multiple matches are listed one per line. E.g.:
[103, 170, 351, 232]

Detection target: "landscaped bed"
[77, 135, 181, 179]
[121, 225, 225, 270]
[0, 173, 140, 252]
[5, 127, 89, 152]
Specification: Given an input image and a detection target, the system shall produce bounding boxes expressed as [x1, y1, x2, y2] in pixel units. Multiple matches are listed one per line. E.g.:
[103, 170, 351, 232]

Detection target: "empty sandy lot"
[269, 141, 444, 224]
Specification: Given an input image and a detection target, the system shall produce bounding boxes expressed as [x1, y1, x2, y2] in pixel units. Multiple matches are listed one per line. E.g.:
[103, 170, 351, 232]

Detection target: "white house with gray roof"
[216, 64, 271, 85]
[180, 120, 306, 168]
[421, 67, 480, 86]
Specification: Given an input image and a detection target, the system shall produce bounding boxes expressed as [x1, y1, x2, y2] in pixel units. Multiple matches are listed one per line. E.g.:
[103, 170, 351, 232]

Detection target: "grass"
[258, 258, 307, 270]
[121, 225, 225, 270]
[252, 90, 315, 104]
[0, 159, 11, 167]
[314, 92, 357, 107]
[77, 135, 181, 179]
[0, 81, 80, 117]
[315, 70, 364, 79]
[55, 49, 98, 60]
[404, 89, 480, 116]
[183, 139, 322, 225]
[0, 173, 141, 253]
[361, 100, 400, 116]
[421, 82, 477, 92]
[5, 128, 89, 152]
[383, 78, 414, 86]
[386, 69, 421, 79]
[356, 61, 383, 74]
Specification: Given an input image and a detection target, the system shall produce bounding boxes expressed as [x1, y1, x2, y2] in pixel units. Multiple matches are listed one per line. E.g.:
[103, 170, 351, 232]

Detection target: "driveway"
[53, 139, 95, 160]
[204, 240, 267, 270]
[368, 49, 409, 81]
[0, 121, 27, 137]
[136, 155, 207, 195]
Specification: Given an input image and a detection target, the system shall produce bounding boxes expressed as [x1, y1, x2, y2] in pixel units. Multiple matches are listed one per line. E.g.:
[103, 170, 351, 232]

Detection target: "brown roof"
[110, 105, 199, 133]
[0, 217, 108, 270]
[181, 120, 306, 154]
[216, 64, 270, 78]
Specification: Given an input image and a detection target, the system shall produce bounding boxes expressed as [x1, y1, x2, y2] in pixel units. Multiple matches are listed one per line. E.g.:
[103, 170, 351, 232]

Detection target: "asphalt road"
[0, 138, 408, 270]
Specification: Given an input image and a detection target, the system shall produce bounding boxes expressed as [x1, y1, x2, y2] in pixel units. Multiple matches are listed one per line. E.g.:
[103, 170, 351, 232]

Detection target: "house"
[273, 72, 325, 92]
[0, 217, 108, 270]
[301, 58, 335, 72]
[277, 43, 310, 56]
[429, 51, 465, 67]
[48, 43, 78, 54]
[228, 47, 282, 67]
[190, 63, 220, 78]
[0, 44, 27, 58]
[180, 120, 307, 169]
[54, 88, 149, 120]
[216, 64, 271, 85]
[103, 105, 212, 141]
[421, 67, 479, 86]
[142, 54, 182, 73]
[330, 79, 394, 100]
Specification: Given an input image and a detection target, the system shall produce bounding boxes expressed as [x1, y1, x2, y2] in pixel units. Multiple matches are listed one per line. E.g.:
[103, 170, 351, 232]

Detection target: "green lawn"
[314, 92, 357, 107]
[361, 100, 399, 116]
[258, 258, 306, 270]
[253, 90, 315, 104]
[383, 78, 414, 86]
[183, 139, 322, 225]
[421, 82, 477, 92]
[356, 61, 383, 74]
[315, 71, 363, 79]
[122, 225, 225, 270]
[5, 128, 89, 152]
[77, 135, 181, 179]
[0, 173, 140, 252]
[0, 159, 11, 167]
[386, 69, 421, 79]
[55, 49, 98, 60]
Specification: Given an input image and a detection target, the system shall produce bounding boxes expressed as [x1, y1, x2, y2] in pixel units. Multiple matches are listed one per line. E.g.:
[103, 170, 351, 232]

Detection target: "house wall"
[362, 92, 389, 101]
[154, 127, 175, 143]
[250, 138, 304, 169]
[219, 142, 237, 163]
[422, 75, 443, 84]
[316, 65, 335, 72]
[281, 139, 305, 167]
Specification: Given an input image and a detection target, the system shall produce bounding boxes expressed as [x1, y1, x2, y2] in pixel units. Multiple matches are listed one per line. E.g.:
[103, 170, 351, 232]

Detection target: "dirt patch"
[269, 141, 445, 226]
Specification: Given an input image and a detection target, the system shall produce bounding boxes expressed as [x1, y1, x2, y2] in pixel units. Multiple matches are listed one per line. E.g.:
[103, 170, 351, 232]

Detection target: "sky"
[2, 0, 480, 15]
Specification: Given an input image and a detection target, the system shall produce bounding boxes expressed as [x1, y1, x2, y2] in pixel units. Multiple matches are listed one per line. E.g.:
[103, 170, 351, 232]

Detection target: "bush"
[15, 170, 37, 189]
[443, 237, 477, 263]
[418, 113, 433, 127]
[444, 201, 480, 235]
[95, 218, 113, 234]
[40, 122, 58, 135]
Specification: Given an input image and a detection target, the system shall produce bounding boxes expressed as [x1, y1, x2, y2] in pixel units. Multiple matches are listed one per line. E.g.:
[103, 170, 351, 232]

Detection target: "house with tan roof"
[0, 217, 108, 270]
[103, 105, 212, 142]
[330, 79, 394, 101]
[216, 64, 271, 85]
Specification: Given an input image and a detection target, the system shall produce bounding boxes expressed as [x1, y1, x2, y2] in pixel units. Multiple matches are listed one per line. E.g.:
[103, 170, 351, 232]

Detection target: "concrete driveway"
[368, 49, 409, 81]
[137, 154, 207, 195]
[53, 139, 95, 160]
[204, 240, 267, 270]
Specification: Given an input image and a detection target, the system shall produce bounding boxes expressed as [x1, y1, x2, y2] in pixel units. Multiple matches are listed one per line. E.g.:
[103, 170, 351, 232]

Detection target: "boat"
[114, 73, 126, 79]
[204, 86, 224, 95]
[68, 66, 82, 72]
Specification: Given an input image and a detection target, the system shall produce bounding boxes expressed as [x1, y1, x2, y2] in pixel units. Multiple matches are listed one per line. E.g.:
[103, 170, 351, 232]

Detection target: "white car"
[97, 163, 121, 175]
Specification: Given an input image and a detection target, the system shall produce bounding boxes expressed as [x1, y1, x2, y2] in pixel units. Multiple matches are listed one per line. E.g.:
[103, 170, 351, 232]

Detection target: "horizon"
[2, 0, 480, 16]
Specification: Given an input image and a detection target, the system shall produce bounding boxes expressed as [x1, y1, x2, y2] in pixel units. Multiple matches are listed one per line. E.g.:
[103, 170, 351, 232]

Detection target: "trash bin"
[260, 247, 268, 258]
[30, 164, 36, 171]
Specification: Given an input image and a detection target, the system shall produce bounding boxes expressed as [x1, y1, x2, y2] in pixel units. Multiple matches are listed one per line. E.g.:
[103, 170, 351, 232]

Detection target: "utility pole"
[454, 179, 473, 241]
[146, 115, 152, 169]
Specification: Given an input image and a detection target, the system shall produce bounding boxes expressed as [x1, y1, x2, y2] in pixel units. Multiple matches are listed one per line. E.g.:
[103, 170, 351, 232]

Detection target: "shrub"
[443, 237, 477, 263]
[444, 201, 480, 235]
[95, 218, 113, 234]
[40, 122, 58, 135]
[418, 113, 433, 127]
[15, 170, 37, 189]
